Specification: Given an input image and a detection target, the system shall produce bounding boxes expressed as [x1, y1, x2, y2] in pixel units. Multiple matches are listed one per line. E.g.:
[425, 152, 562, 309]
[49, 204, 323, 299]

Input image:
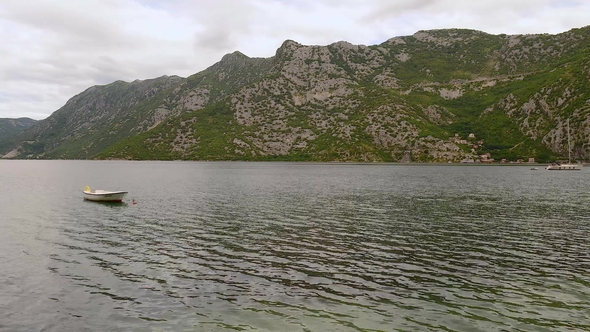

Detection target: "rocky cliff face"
[1, 76, 185, 158]
[3, 26, 590, 162]
[0, 118, 37, 156]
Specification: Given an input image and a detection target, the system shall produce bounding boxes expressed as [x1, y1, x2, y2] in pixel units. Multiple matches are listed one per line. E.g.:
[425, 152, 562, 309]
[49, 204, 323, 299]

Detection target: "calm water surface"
[1, 161, 589, 331]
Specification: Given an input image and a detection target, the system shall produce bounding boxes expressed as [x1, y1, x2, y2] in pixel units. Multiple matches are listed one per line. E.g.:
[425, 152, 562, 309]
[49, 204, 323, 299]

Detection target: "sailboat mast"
[568, 119, 571, 163]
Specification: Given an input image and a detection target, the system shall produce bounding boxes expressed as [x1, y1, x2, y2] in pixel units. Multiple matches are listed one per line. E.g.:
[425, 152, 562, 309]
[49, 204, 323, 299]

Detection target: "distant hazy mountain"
[0, 117, 37, 142]
[3, 26, 590, 162]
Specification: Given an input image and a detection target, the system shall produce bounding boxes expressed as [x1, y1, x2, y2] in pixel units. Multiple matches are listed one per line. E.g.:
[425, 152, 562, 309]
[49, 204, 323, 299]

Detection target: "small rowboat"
[83, 186, 128, 202]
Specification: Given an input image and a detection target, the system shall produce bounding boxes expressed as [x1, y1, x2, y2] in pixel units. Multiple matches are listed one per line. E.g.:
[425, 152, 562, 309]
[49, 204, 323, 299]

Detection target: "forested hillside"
[3, 26, 590, 162]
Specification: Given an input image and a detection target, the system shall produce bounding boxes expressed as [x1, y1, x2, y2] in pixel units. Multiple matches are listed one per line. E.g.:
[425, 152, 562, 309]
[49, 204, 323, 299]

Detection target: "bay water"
[1, 161, 589, 331]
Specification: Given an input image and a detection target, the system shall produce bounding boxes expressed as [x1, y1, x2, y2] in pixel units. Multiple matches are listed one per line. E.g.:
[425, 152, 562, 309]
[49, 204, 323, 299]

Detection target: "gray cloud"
[0, 0, 588, 120]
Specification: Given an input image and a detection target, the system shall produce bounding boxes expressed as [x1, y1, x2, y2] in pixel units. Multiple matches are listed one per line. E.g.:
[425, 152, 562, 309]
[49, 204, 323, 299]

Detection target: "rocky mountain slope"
[3, 26, 590, 162]
[0, 117, 37, 144]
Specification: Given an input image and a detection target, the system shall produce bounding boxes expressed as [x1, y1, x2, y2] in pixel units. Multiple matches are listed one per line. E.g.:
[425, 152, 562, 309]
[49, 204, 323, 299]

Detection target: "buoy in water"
[132, 199, 137, 205]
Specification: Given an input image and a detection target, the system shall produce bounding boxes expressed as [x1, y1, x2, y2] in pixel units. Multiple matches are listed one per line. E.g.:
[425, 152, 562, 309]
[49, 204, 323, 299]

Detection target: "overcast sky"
[0, 0, 588, 120]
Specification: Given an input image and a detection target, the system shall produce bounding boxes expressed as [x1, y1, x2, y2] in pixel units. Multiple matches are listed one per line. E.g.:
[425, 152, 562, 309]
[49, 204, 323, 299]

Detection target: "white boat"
[545, 162, 582, 170]
[83, 186, 128, 202]
[546, 120, 582, 170]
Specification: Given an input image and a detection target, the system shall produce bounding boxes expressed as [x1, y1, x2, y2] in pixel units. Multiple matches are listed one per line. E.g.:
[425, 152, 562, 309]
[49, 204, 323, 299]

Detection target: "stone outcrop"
[3, 26, 590, 162]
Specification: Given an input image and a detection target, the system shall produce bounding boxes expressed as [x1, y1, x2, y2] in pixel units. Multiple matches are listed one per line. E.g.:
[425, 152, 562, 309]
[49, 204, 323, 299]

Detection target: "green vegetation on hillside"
[4, 26, 590, 162]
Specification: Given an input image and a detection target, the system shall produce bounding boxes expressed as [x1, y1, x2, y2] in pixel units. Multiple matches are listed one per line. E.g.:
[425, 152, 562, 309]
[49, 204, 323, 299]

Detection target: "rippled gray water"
[1, 161, 590, 331]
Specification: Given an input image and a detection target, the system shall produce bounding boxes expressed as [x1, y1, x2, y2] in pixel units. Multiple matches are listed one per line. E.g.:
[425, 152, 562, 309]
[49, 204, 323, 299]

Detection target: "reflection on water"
[1, 161, 590, 331]
[83, 200, 129, 207]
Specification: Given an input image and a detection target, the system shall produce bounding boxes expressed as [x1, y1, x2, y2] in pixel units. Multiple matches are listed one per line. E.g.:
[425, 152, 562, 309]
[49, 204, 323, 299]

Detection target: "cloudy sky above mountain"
[0, 0, 588, 120]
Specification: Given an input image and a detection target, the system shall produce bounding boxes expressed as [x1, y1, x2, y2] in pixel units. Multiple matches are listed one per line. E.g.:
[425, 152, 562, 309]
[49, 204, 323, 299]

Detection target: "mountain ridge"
[3, 26, 590, 162]
[0, 117, 37, 147]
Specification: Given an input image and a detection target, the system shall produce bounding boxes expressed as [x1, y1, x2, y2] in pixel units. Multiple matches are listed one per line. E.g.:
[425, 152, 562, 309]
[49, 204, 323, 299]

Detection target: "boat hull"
[545, 163, 582, 170]
[83, 191, 128, 202]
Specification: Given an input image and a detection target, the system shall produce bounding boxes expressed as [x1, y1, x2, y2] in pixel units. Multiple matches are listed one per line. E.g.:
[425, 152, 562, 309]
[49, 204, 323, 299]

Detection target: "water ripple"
[3, 162, 590, 331]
